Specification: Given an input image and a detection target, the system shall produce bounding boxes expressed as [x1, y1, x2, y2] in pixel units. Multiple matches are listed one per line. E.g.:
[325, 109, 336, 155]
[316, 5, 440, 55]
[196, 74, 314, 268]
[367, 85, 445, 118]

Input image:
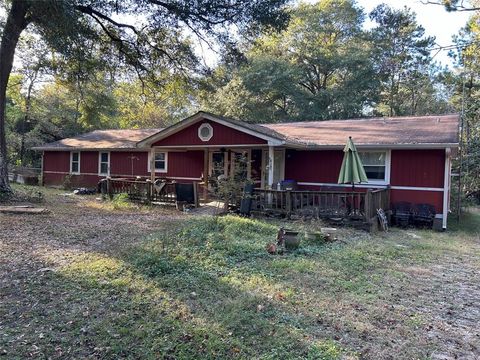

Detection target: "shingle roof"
[32, 113, 459, 151]
[262, 114, 459, 146]
[32, 129, 162, 150]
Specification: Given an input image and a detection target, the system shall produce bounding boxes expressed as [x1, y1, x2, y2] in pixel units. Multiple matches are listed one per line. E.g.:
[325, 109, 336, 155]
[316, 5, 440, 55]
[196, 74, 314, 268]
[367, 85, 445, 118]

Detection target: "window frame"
[148, 151, 168, 173]
[198, 123, 213, 142]
[70, 151, 81, 174]
[358, 150, 391, 185]
[98, 151, 110, 176]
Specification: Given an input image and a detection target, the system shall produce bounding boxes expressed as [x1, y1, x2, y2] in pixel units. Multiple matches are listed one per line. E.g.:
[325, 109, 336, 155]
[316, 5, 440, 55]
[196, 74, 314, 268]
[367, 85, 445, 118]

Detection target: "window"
[154, 152, 168, 172]
[198, 123, 213, 141]
[359, 151, 389, 183]
[70, 152, 80, 174]
[99, 152, 110, 175]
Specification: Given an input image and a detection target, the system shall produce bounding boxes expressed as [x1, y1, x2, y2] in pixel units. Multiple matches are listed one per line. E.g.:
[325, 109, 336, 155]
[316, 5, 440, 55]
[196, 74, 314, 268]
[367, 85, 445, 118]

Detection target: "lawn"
[1, 185, 479, 359]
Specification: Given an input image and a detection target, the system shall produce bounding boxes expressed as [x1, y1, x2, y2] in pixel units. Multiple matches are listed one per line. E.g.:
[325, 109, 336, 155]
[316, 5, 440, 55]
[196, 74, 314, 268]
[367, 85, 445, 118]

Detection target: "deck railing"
[251, 187, 390, 224]
[102, 178, 178, 204]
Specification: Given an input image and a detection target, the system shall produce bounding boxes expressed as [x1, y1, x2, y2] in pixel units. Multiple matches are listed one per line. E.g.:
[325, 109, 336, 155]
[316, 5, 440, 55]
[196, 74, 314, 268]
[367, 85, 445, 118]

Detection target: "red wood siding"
[80, 151, 98, 174]
[285, 150, 344, 183]
[153, 120, 267, 146]
[110, 151, 149, 177]
[43, 173, 101, 188]
[391, 149, 445, 188]
[161, 151, 204, 178]
[390, 189, 443, 213]
[43, 151, 70, 172]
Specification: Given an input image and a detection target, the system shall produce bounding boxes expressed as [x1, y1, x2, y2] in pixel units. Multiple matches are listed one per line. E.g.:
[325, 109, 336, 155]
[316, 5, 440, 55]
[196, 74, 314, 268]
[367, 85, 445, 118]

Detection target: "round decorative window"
[198, 123, 213, 142]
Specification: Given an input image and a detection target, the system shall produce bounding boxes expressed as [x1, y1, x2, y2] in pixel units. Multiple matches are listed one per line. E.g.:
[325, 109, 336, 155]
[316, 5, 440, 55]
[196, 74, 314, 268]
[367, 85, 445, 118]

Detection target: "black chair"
[239, 184, 255, 216]
[413, 203, 436, 227]
[392, 201, 413, 227]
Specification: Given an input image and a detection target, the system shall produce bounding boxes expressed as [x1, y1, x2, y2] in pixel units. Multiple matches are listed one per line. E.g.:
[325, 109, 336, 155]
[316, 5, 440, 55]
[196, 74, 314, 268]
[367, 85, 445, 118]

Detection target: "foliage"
[0, 0, 291, 192]
[447, 12, 480, 203]
[111, 193, 133, 210]
[203, 0, 379, 122]
[201, 1, 453, 122]
[368, 4, 445, 116]
[212, 152, 253, 208]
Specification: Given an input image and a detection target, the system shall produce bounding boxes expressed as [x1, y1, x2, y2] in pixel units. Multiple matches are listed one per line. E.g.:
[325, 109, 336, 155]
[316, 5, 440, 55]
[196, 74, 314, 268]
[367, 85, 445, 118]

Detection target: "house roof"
[262, 114, 460, 147]
[32, 128, 162, 151]
[33, 113, 459, 151]
[136, 111, 289, 147]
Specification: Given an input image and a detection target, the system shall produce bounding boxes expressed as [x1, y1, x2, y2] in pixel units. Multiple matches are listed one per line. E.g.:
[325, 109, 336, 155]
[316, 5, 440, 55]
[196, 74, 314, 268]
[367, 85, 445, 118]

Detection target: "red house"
[33, 111, 459, 228]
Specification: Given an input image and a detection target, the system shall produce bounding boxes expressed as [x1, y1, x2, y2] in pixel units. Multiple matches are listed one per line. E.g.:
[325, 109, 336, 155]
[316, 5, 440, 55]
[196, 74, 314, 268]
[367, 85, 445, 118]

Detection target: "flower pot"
[283, 229, 300, 249]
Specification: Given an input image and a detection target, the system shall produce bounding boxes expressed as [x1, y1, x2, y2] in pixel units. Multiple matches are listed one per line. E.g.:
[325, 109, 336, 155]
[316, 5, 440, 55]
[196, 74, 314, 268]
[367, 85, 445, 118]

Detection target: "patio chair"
[392, 201, 413, 227]
[412, 203, 436, 228]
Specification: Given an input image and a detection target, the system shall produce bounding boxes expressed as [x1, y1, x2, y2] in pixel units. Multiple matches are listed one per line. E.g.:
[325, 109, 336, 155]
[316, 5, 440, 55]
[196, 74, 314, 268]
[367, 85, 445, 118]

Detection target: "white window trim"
[98, 151, 110, 176]
[148, 151, 168, 173]
[359, 150, 391, 185]
[70, 151, 81, 174]
[198, 123, 213, 142]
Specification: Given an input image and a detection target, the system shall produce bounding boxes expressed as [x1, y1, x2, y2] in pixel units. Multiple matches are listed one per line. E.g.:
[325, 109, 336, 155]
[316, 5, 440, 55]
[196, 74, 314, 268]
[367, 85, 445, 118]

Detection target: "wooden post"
[150, 148, 155, 183]
[285, 190, 292, 219]
[193, 182, 199, 208]
[203, 149, 209, 202]
[107, 178, 113, 200]
[268, 145, 274, 189]
[365, 189, 372, 222]
[146, 179, 152, 204]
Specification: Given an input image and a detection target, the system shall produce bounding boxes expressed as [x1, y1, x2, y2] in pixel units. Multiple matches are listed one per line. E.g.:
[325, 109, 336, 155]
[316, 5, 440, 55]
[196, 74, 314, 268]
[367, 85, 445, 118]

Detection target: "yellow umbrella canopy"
[338, 136, 368, 187]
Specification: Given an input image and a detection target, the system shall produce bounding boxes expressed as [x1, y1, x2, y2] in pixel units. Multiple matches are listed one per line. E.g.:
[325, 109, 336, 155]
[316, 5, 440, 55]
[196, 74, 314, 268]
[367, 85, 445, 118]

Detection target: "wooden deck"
[250, 188, 390, 229]
[100, 178, 390, 231]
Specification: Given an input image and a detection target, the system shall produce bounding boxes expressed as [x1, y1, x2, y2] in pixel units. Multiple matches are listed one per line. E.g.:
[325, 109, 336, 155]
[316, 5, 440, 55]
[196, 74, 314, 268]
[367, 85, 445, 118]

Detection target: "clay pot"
[283, 229, 300, 249]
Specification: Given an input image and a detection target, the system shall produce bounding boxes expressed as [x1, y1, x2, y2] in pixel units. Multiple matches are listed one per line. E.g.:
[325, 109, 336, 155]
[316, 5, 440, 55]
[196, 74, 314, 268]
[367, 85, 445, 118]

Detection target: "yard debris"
[321, 227, 338, 241]
[73, 188, 96, 195]
[0, 206, 49, 214]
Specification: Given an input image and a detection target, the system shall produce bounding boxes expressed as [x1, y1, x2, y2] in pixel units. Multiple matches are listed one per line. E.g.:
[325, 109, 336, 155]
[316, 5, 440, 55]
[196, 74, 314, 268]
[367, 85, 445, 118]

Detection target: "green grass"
[2, 189, 480, 359]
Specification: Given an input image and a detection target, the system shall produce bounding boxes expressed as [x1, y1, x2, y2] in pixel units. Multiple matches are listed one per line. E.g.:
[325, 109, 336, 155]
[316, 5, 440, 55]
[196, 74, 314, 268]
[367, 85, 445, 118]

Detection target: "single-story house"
[33, 111, 459, 228]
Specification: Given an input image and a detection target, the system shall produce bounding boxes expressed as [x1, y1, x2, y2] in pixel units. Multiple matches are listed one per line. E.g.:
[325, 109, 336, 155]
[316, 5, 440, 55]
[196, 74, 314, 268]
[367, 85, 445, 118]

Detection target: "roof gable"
[137, 111, 286, 147]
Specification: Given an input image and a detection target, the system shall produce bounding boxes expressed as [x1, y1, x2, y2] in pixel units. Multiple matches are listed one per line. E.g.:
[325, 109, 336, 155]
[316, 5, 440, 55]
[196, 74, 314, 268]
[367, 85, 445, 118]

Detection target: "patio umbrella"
[337, 136, 368, 190]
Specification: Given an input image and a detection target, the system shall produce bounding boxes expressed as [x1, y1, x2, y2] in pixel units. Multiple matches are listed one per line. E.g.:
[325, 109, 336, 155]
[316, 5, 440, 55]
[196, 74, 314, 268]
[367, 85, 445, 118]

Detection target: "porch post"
[442, 147, 451, 229]
[150, 147, 155, 182]
[203, 148, 209, 202]
[268, 145, 274, 189]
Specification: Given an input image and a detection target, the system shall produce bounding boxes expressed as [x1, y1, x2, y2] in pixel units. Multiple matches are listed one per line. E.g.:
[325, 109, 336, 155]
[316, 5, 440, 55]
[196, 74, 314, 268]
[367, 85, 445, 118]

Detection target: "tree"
[449, 12, 480, 202]
[0, 0, 289, 193]
[421, 0, 480, 12]
[369, 4, 436, 116]
[203, 0, 378, 122]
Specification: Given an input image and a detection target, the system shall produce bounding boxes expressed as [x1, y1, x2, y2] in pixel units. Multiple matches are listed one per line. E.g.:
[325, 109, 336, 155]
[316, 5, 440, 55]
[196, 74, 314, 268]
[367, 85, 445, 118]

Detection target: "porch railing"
[103, 178, 177, 204]
[251, 187, 390, 224]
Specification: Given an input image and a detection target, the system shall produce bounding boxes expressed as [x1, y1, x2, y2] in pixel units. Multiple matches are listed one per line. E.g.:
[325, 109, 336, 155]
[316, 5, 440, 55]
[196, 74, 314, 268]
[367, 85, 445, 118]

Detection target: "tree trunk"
[20, 74, 35, 166]
[0, 0, 30, 193]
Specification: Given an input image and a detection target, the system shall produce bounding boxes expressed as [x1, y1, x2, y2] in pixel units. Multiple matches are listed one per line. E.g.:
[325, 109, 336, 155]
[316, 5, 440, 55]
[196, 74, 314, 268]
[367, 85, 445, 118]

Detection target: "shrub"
[111, 193, 132, 210]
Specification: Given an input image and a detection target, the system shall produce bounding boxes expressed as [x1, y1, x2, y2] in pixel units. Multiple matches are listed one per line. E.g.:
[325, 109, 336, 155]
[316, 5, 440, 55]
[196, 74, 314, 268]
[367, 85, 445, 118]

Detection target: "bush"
[111, 193, 132, 210]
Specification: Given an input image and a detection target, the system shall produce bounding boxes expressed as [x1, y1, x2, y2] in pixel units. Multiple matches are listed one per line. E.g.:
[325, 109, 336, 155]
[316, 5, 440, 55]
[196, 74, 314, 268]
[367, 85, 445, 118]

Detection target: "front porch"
[147, 145, 286, 192]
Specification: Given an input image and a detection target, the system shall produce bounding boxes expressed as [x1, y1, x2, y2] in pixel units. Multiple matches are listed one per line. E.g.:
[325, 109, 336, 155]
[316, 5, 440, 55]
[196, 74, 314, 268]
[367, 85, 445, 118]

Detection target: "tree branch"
[421, 1, 480, 12]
